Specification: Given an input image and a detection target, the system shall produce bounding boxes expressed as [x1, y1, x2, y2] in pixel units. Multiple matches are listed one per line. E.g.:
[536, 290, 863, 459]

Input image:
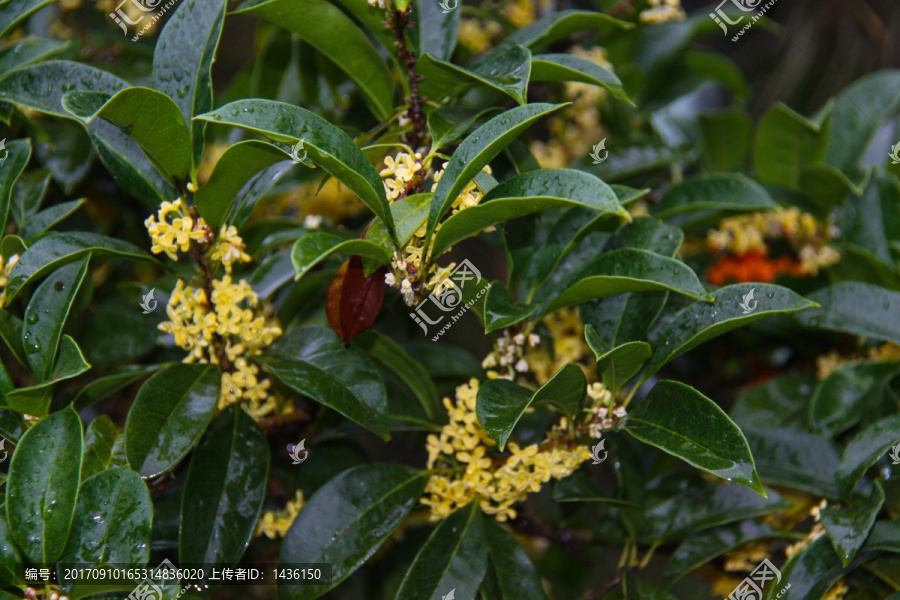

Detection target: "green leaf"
[531, 53, 632, 106]
[9, 167, 52, 228]
[80, 415, 121, 481]
[477, 363, 584, 449]
[124, 364, 221, 478]
[152, 0, 227, 171]
[0, 311, 26, 368]
[483, 283, 539, 334]
[627, 380, 765, 495]
[664, 520, 792, 584]
[64, 87, 192, 182]
[73, 365, 161, 412]
[431, 169, 627, 258]
[698, 108, 753, 172]
[279, 464, 427, 600]
[0, 61, 174, 204]
[0, 513, 22, 585]
[418, 45, 532, 106]
[584, 327, 651, 392]
[233, 0, 394, 121]
[6, 406, 83, 564]
[195, 140, 290, 230]
[743, 428, 840, 498]
[262, 326, 390, 440]
[770, 535, 858, 600]
[364, 193, 431, 270]
[427, 103, 565, 243]
[753, 101, 830, 188]
[196, 99, 396, 242]
[0, 138, 31, 235]
[0, 37, 69, 73]
[836, 413, 900, 499]
[0, 0, 56, 39]
[835, 172, 900, 268]
[862, 519, 900, 554]
[644, 284, 816, 379]
[414, 0, 459, 61]
[354, 330, 439, 421]
[395, 502, 488, 600]
[810, 361, 900, 438]
[5, 335, 91, 416]
[492, 10, 632, 52]
[22, 256, 90, 381]
[4, 231, 152, 301]
[180, 405, 269, 566]
[542, 249, 709, 316]
[427, 107, 497, 151]
[730, 373, 815, 431]
[820, 481, 884, 566]
[825, 70, 900, 173]
[482, 519, 549, 600]
[20, 199, 85, 241]
[652, 173, 776, 219]
[291, 232, 390, 281]
[58, 467, 152, 567]
[796, 282, 900, 344]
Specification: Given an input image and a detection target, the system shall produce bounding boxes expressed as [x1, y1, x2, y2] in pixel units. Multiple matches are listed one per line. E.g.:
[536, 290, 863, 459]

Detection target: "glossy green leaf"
[22, 256, 90, 381]
[124, 364, 221, 478]
[180, 405, 269, 566]
[64, 87, 192, 182]
[652, 173, 776, 219]
[354, 330, 439, 420]
[197, 100, 396, 242]
[628, 381, 764, 494]
[4, 231, 152, 301]
[419, 45, 532, 106]
[279, 464, 427, 600]
[195, 140, 290, 230]
[0, 138, 31, 235]
[835, 172, 900, 268]
[644, 284, 816, 379]
[483, 283, 539, 334]
[414, 0, 459, 61]
[493, 10, 632, 52]
[770, 536, 859, 600]
[699, 108, 753, 172]
[754, 101, 830, 189]
[20, 199, 85, 241]
[796, 282, 900, 344]
[0, 0, 56, 39]
[0, 311, 26, 368]
[743, 428, 840, 498]
[80, 415, 121, 482]
[233, 0, 394, 120]
[58, 467, 152, 566]
[6, 406, 83, 564]
[73, 365, 161, 412]
[810, 361, 900, 437]
[836, 413, 900, 499]
[0, 513, 21, 585]
[585, 327, 651, 392]
[291, 232, 390, 281]
[477, 363, 584, 449]
[5, 335, 91, 416]
[262, 326, 390, 440]
[427, 103, 565, 243]
[531, 53, 631, 106]
[862, 519, 900, 554]
[481, 518, 549, 600]
[730, 373, 815, 431]
[664, 520, 792, 584]
[821, 481, 884, 566]
[395, 502, 487, 600]
[542, 249, 709, 315]
[427, 107, 496, 151]
[0, 61, 174, 204]
[432, 169, 627, 258]
[0, 37, 68, 73]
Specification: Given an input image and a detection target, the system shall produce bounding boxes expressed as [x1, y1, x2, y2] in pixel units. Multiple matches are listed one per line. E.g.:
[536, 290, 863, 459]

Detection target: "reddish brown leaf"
[327, 255, 386, 342]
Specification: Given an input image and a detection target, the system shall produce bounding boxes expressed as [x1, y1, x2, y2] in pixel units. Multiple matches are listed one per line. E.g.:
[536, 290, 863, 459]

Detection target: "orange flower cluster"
[707, 250, 804, 286]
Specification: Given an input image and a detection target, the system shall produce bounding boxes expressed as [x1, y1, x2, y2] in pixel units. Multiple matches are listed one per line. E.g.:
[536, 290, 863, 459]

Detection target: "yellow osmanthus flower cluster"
[0, 253, 19, 309]
[421, 378, 592, 522]
[255, 489, 305, 539]
[706, 208, 841, 276]
[640, 0, 687, 24]
[147, 199, 284, 419]
[482, 330, 541, 380]
[525, 308, 594, 386]
[380, 151, 423, 201]
[815, 342, 900, 379]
